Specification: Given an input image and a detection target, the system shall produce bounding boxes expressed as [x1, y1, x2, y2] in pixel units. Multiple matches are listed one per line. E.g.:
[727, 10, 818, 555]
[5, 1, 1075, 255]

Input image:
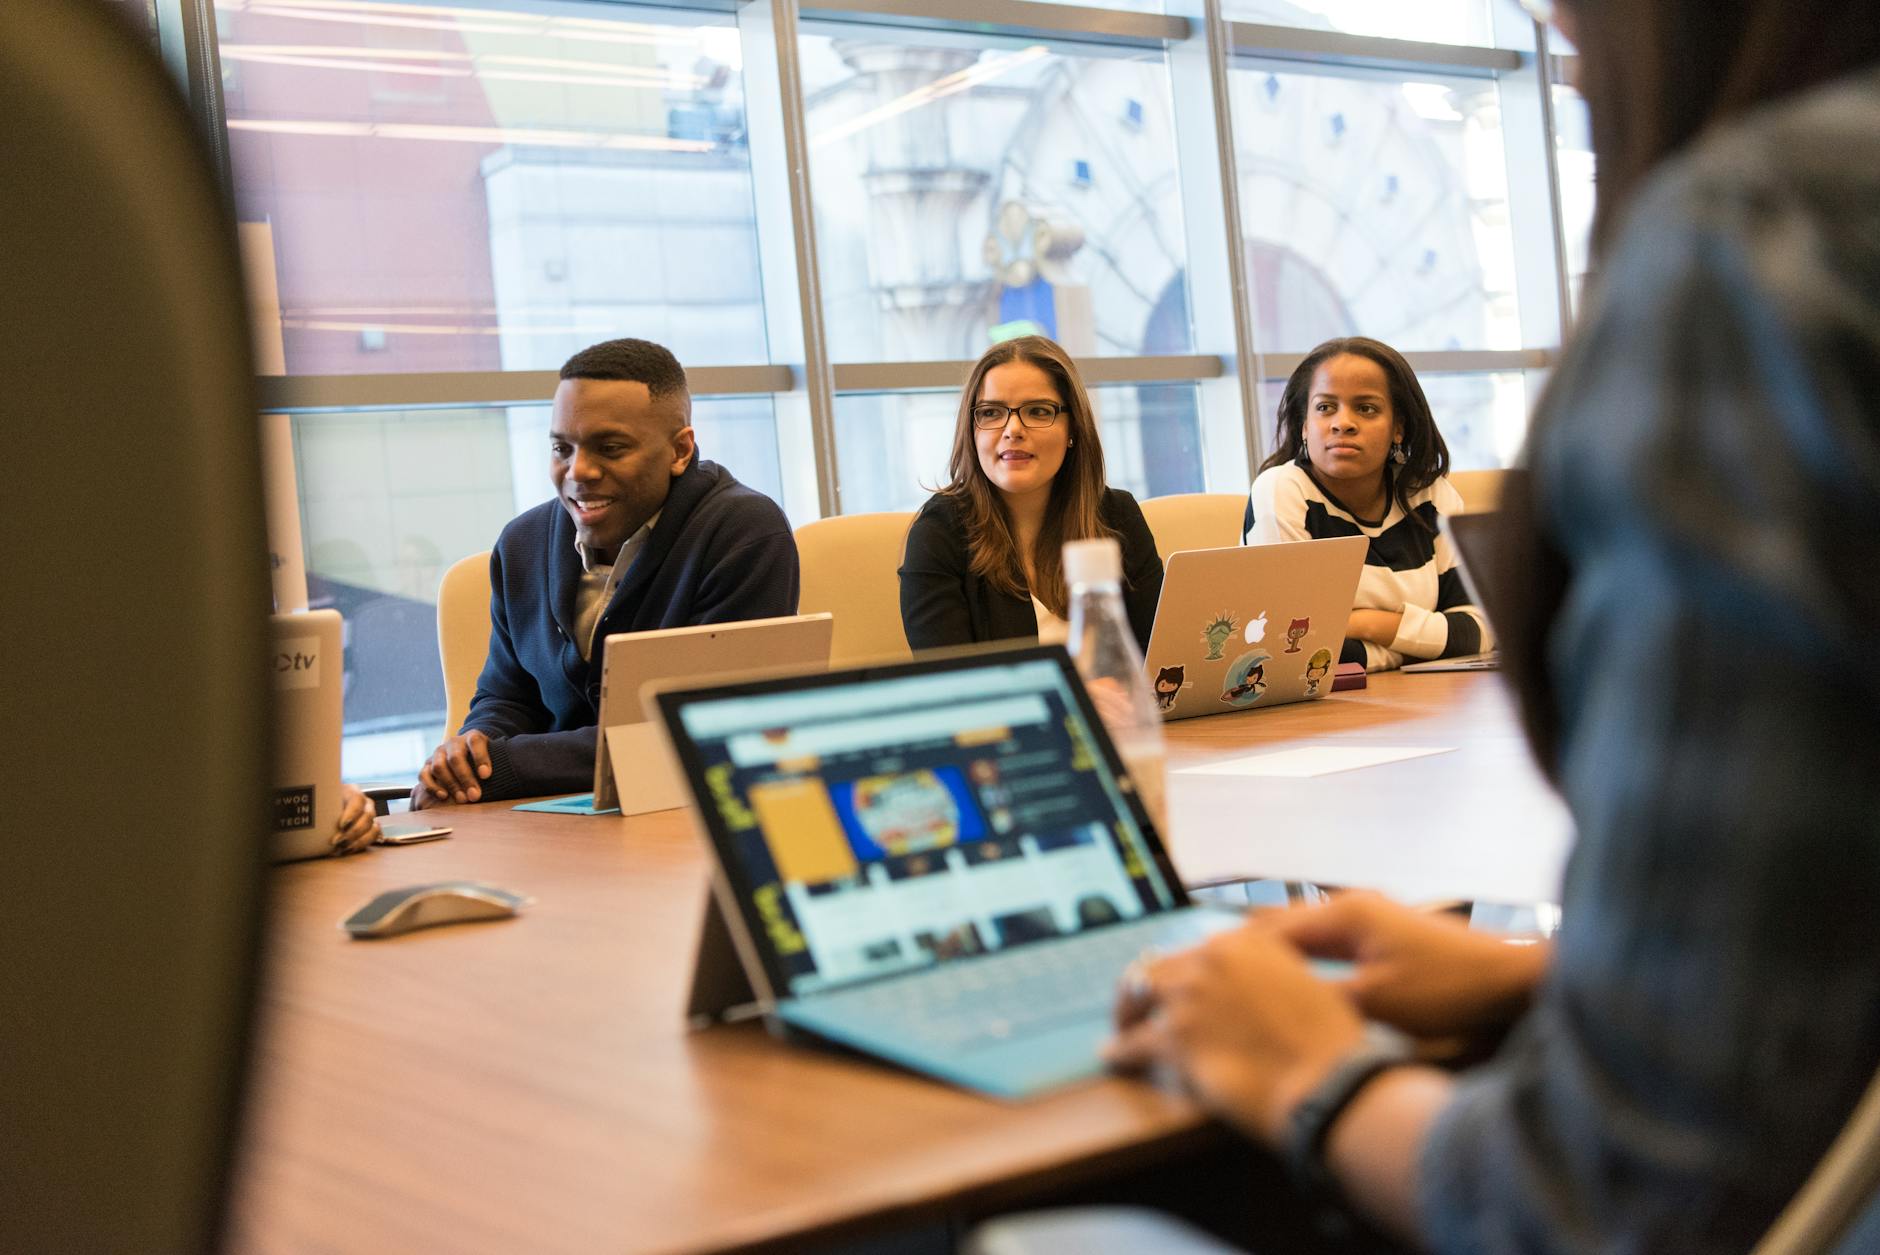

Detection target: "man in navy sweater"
[411, 339, 799, 807]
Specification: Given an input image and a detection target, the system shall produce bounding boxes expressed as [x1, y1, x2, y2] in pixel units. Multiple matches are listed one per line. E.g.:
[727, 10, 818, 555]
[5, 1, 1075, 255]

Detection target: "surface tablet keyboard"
[808, 918, 1164, 1052]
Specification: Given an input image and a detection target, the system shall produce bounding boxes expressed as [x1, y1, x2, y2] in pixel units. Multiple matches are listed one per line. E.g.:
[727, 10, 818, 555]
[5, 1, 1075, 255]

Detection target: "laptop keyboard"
[809, 919, 1163, 1053]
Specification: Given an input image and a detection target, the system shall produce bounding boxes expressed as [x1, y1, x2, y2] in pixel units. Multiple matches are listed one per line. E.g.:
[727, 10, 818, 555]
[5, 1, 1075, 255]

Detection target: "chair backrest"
[1448, 468, 1508, 514]
[795, 512, 915, 666]
[3, 2, 271, 1249]
[1753, 1065, 1880, 1255]
[437, 551, 493, 735]
[1138, 492, 1248, 557]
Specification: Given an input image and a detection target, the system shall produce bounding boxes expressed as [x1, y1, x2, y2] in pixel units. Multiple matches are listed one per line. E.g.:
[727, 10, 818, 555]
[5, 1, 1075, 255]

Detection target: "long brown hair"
[940, 336, 1114, 619]
[1506, 1, 1880, 776]
[1258, 336, 1450, 532]
[1562, 0, 1880, 260]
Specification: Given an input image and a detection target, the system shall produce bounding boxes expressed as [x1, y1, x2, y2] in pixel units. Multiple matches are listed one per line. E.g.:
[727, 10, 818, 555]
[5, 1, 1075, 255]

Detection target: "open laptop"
[649, 645, 1247, 1099]
[539, 614, 834, 816]
[1401, 511, 1502, 673]
[269, 609, 344, 862]
[1142, 535, 1368, 720]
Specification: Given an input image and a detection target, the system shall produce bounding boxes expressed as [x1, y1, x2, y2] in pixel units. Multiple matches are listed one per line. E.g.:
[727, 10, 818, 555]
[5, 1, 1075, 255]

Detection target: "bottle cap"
[1063, 537, 1122, 585]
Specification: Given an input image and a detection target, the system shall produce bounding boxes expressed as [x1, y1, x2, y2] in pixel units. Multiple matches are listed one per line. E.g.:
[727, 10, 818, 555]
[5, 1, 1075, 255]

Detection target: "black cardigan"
[898, 488, 1163, 653]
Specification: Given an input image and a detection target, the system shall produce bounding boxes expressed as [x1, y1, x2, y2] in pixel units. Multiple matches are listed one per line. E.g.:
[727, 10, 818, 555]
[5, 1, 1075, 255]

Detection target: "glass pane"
[1255, 370, 1528, 474]
[1225, 0, 1493, 47]
[294, 396, 782, 779]
[833, 383, 1205, 515]
[217, 0, 767, 373]
[800, 28, 1194, 362]
[1230, 64, 1523, 352]
[1552, 85, 1595, 313]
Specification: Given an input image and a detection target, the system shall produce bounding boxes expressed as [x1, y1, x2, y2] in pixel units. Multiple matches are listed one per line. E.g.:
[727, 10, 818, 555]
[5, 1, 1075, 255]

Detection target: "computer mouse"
[341, 882, 532, 939]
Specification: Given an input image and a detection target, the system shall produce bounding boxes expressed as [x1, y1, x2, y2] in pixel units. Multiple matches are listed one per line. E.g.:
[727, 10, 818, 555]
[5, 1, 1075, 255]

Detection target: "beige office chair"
[795, 511, 915, 666]
[1448, 468, 1508, 514]
[1753, 1066, 1880, 1255]
[1138, 492, 1247, 557]
[437, 550, 493, 735]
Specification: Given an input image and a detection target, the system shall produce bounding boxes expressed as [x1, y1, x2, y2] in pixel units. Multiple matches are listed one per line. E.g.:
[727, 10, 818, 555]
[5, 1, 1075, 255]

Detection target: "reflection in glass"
[1225, 0, 1493, 47]
[292, 397, 783, 779]
[217, 0, 766, 373]
[1255, 371, 1527, 473]
[1230, 65, 1523, 352]
[799, 29, 1195, 364]
[834, 383, 1206, 515]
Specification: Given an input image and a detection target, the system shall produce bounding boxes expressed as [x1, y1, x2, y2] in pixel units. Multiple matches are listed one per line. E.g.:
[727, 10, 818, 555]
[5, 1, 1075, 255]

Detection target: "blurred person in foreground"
[1106, 2, 1880, 1249]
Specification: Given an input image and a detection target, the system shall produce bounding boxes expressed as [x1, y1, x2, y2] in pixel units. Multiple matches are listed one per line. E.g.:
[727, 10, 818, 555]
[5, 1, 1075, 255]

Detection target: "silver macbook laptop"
[573, 614, 833, 815]
[1401, 511, 1502, 673]
[649, 645, 1247, 1099]
[269, 608, 344, 862]
[1142, 535, 1368, 719]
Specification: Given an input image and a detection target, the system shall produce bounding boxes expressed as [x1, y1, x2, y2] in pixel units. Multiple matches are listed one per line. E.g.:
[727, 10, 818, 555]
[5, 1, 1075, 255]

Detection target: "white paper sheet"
[1175, 744, 1455, 779]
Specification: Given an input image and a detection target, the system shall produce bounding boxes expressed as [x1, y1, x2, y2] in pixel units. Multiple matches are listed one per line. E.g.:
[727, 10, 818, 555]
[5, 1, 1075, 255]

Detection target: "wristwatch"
[1281, 1024, 1416, 1203]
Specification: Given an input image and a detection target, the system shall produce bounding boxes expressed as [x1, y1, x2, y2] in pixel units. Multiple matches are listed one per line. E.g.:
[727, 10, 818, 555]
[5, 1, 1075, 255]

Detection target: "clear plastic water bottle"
[1062, 537, 1168, 834]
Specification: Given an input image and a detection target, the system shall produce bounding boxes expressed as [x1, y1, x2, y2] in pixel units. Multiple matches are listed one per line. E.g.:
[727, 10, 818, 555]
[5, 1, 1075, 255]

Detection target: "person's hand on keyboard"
[1102, 922, 1366, 1144]
[1261, 892, 1550, 1046]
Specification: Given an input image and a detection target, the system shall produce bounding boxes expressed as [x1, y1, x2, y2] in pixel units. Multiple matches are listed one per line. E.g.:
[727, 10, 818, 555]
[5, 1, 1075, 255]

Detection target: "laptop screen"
[660, 650, 1186, 1000]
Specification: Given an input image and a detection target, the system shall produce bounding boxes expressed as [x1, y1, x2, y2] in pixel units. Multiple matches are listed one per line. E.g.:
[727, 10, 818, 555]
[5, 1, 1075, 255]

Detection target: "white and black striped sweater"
[1242, 463, 1491, 671]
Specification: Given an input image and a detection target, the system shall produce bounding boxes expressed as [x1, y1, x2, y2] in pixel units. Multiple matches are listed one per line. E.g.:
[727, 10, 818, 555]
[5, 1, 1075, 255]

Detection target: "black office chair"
[0, 2, 272, 1251]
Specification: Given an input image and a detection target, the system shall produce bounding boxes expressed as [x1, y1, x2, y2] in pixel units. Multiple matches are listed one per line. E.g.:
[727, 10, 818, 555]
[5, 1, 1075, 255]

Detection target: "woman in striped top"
[1241, 336, 1490, 671]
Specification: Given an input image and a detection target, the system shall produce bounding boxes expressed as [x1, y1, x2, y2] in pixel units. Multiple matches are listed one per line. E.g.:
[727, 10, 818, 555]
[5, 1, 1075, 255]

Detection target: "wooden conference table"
[228, 671, 1570, 1254]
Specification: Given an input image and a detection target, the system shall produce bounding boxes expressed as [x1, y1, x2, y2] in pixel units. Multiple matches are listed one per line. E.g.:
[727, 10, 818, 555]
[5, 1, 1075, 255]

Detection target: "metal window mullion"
[1227, 21, 1520, 77]
[1256, 348, 1553, 379]
[152, 0, 232, 195]
[739, 0, 840, 521]
[1164, 0, 1265, 482]
[832, 355, 1222, 392]
[800, 0, 1185, 51]
[1533, 19, 1576, 338]
[255, 366, 794, 413]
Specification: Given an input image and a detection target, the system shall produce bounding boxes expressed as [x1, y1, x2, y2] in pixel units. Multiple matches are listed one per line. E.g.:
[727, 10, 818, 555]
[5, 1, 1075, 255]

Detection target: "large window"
[801, 29, 1194, 363]
[218, 0, 767, 373]
[190, 0, 1580, 778]
[1229, 65, 1523, 352]
[800, 23, 1210, 513]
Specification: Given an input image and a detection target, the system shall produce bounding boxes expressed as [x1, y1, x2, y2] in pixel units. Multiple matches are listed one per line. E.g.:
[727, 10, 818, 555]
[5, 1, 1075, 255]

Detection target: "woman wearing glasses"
[899, 335, 1162, 651]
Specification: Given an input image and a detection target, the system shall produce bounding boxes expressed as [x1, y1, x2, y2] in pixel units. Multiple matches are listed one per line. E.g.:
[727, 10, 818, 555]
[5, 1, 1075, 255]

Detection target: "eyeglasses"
[972, 401, 1065, 430]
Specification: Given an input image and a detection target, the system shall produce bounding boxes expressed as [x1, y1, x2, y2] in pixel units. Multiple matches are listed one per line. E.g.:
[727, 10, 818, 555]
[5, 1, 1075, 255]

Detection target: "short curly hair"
[559, 338, 688, 401]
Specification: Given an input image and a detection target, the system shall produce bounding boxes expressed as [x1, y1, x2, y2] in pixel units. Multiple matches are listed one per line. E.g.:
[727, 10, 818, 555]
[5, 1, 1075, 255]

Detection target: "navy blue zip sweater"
[463, 457, 797, 801]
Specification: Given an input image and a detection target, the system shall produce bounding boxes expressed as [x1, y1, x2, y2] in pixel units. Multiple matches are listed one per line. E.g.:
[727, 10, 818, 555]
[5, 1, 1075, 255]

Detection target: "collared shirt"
[1418, 67, 1880, 1255]
[1030, 594, 1069, 646]
[573, 511, 658, 662]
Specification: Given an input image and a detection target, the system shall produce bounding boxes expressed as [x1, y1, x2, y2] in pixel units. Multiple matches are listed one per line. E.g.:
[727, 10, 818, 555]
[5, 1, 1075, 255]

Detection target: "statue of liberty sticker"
[1200, 612, 1237, 661]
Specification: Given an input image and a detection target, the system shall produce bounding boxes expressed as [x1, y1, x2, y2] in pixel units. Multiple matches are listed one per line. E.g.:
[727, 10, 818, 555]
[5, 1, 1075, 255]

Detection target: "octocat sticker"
[1152, 664, 1189, 712]
[1303, 647, 1333, 697]
[1219, 650, 1271, 707]
[1284, 616, 1311, 653]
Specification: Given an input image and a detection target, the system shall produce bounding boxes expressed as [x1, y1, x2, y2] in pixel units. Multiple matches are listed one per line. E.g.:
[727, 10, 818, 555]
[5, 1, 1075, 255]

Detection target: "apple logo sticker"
[1245, 611, 1267, 644]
